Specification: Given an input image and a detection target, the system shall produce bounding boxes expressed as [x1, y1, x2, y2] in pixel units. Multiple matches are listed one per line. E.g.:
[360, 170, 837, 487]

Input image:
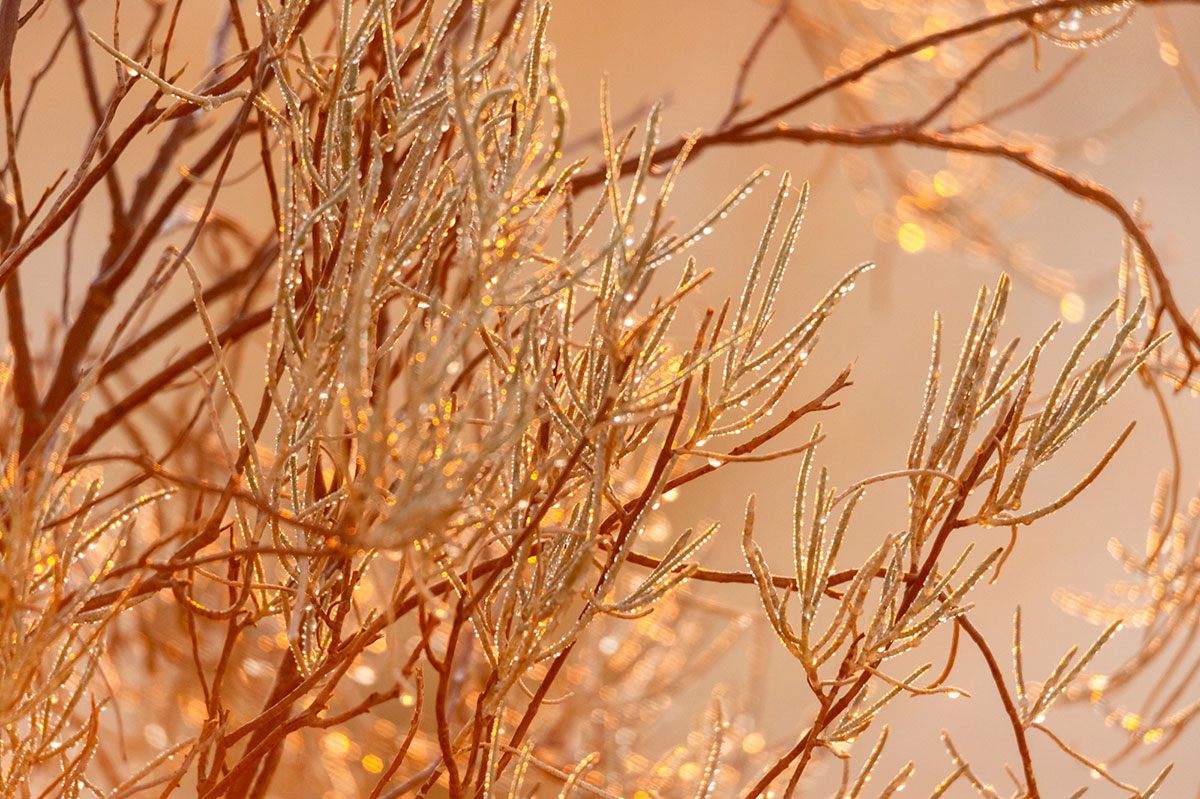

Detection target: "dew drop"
[1060, 10, 1082, 31]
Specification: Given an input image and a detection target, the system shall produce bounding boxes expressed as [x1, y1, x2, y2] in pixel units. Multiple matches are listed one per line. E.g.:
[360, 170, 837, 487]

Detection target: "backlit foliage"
[0, 1, 1196, 798]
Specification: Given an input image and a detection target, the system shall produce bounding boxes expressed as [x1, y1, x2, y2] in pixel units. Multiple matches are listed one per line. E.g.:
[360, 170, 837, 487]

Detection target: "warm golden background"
[7, 0, 1200, 795]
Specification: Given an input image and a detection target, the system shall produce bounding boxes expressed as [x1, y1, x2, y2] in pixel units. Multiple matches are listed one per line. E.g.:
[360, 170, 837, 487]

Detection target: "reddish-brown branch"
[591, 366, 852, 541]
[0, 0, 17, 86]
[959, 615, 1040, 797]
[743, 401, 1018, 798]
[570, 0, 1196, 195]
[37, 59, 270, 454]
[68, 307, 272, 455]
[910, 31, 1028, 130]
[616, 544, 915, 600]
[0, 98, 161, 291]
[719, 0, 791, 129]
[899, 401, 1017, 615]
[434, 608, 467, 798]
[564, 0, 1199, 372]
[948, 51, 1086, 134]
[367, 671, 424, 799]
[718, 122, 1197, 365]
[96, 239, 278, 381]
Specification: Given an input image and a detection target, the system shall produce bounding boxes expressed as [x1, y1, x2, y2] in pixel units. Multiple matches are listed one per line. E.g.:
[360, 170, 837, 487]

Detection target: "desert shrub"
[0, 1, 1196, 797]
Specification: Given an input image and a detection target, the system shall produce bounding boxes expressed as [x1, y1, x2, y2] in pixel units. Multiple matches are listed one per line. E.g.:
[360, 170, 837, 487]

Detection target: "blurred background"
[7, 0, 1200, 795]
